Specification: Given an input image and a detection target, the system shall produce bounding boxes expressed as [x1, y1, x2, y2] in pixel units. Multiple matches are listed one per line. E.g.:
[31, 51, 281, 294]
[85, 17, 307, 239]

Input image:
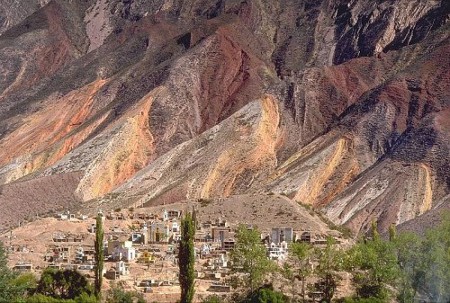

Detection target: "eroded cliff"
[0, 0, 449, 234]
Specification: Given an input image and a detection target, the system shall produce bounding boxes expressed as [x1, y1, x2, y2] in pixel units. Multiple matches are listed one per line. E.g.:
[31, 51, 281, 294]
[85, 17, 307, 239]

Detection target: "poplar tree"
[179, 212, 195, 303]
[290, 241, 313, 302]
[347, 230, 399, 300]
[94, 213, 104, 299]
[371, 219, 380, 241]
[231, 224, 274, 293]
[389, 224, 397, 242]
[314, 237, 344, 303]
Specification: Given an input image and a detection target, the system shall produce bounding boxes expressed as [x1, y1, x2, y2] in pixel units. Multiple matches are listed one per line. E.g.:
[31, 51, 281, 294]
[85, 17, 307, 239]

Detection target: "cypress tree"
[178, 212, 195, 303]
[231, 224, 274, 293]
[94, 213, 104, 299]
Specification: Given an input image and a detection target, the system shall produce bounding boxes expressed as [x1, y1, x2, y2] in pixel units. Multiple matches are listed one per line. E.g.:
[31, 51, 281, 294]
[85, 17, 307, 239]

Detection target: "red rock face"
[0, 0, 449, 234]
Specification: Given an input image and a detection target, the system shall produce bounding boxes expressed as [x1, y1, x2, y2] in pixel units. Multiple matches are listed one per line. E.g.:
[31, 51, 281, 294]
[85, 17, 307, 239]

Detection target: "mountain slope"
[0, 0, 449, 234]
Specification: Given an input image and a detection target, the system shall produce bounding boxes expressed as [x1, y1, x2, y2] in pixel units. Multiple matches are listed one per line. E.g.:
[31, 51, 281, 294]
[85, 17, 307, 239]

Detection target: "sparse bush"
[198, 198, 212, 207]
[105, 284, 144, 303]
[244, 286, 287, 303]
[275, 210, 285, 216]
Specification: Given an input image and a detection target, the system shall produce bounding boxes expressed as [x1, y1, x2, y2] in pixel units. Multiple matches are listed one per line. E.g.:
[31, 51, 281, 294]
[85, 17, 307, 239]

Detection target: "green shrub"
[202, 295, 225, 303]
[23, 293, 97, 303]
[198, 198, 212, 207]
[244, 286, 287, 303]
[105, 285, 145, 303]
[34, 268, 94, 300]
[75, 292, 98, 303]
[338, 296, 386, 303]
[25, 294, 75, 303]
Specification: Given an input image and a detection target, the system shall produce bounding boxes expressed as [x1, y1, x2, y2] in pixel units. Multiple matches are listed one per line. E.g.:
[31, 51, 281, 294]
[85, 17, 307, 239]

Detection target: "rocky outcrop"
[108, 95, 280, 206]
[0, 0, 449, 234]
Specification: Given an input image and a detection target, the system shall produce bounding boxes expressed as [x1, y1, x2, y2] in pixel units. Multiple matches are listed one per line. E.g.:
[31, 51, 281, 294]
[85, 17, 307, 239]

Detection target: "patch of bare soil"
[0, 172, 82, 232]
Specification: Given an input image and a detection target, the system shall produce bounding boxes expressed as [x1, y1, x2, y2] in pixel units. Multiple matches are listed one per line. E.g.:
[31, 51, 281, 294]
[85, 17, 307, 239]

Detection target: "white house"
[108, 240, 136, 261]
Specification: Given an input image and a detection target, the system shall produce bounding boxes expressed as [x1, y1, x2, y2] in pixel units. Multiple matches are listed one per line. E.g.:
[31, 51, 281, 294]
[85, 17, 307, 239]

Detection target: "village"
[2, 200, 344, 302]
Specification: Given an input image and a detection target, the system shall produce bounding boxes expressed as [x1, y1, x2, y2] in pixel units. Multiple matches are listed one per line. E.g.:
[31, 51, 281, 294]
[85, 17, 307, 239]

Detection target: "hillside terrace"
[1, 205, 344, 302]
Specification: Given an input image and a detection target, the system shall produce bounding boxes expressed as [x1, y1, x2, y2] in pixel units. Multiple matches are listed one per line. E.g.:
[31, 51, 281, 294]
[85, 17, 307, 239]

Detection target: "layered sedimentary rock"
[0, 0, 449, 234]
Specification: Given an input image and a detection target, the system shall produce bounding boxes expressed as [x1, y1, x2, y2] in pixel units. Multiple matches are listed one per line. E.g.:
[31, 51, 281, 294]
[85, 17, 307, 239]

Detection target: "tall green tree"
[0, 241, 25, 302]
[370, 220, 380, 241]
[347, 233, 399, 300]
[388, 224, 396, 242]
[285, 242, 312, 302]
[421, 212, 450, 302]
[314, 237, 345, 303]
[94, 214, 104, 299]
[393, 212, 450, 302]
[231, 225, 274, 293]
[280, 263, 296, 300]
[0, 240, 15, 301]
[394, 232, 425, 303]
[179, 212, 196, 303]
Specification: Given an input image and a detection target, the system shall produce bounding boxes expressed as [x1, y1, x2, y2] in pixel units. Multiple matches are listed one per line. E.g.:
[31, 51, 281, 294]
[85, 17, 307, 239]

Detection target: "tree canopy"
[346, 234, 399, 299]
[105, 283, 145, 303]
[0, 241, 35, 302]
[35, 268, 94, 300]
[314, 237, 345, 303]
[231, 225, 275, 293]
